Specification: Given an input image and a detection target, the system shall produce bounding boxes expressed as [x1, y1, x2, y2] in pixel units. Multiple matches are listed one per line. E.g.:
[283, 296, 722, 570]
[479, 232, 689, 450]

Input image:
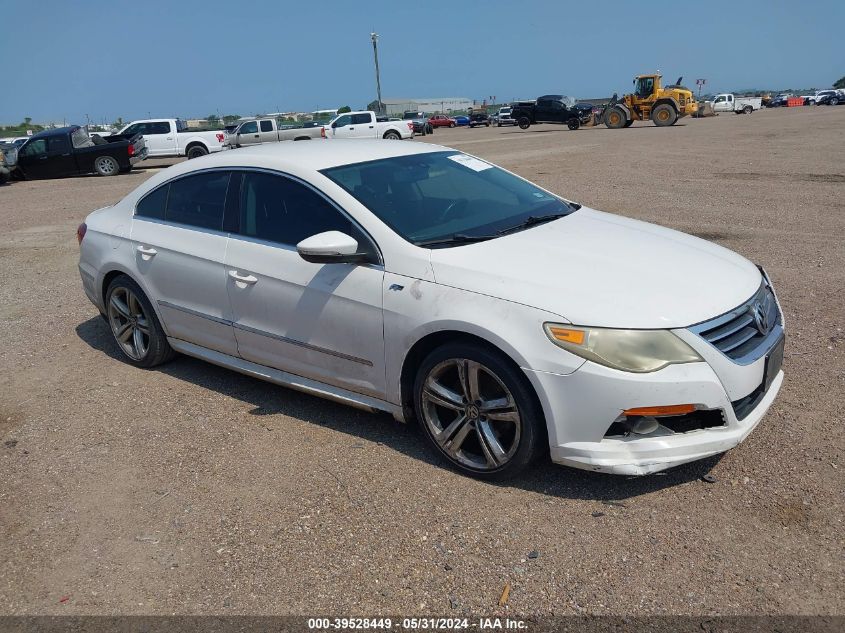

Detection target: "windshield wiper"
[497, 212, 569, 236]
[416, 233, 497, 248]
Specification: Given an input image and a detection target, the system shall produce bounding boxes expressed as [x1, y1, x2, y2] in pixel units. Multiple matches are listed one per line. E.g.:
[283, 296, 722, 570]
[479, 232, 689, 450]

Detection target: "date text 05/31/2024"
[307, 618, 528, 630]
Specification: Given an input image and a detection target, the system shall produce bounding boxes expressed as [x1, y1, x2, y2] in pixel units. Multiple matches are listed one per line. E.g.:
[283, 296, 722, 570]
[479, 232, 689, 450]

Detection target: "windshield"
[322, 151, 576, 247]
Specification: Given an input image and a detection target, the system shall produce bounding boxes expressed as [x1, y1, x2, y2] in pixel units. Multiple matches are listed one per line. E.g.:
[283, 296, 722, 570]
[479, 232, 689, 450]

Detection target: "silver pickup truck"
[224, 118, 325, 148]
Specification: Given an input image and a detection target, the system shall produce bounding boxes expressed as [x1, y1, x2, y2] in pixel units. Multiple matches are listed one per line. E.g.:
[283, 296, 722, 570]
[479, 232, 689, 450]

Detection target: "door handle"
[369, 126, 374, 128]
[349, 128, 355, 130]
[253, 134, 259, 138]
[166, 137, 173, 140]
[229, 270, 258, 284]
[137, 245, 157, 256]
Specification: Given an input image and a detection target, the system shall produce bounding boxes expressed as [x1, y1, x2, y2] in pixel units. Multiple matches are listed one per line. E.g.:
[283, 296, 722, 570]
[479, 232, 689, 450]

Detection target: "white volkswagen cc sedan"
[77, 141, 785, 479]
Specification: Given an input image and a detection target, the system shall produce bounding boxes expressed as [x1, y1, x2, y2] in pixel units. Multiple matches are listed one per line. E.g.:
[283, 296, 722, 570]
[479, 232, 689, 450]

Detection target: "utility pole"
[371, 32, 383, 115]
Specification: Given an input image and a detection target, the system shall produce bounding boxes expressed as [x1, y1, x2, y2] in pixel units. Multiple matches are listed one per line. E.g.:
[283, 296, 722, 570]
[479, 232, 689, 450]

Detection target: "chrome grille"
[689, 281, 782, 364]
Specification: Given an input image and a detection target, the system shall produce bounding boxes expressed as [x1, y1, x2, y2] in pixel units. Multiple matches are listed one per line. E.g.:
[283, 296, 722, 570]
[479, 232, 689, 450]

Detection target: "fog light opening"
[626, 415, 660, 436]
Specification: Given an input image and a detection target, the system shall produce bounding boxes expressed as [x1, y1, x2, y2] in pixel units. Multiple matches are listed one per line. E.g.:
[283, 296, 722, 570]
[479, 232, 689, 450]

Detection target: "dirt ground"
[0, 107, 843, 617]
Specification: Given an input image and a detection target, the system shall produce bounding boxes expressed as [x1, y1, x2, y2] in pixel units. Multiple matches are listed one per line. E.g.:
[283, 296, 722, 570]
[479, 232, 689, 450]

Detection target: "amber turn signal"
[547, 326, 586, 345]
[623, 404, 696, 417]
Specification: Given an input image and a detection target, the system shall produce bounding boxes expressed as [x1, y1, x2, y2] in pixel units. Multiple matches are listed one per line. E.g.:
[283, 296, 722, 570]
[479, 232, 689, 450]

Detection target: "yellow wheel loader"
[603, 74, 697, 128]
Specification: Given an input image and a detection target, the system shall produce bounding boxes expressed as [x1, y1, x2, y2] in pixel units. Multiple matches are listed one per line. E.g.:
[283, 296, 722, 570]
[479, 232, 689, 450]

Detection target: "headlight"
[543, 324, 703, 373]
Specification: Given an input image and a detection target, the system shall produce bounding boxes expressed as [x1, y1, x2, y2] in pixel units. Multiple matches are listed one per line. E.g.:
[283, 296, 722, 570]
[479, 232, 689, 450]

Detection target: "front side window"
[20, 139, 46, 156]
[238, 172, 359, 248]
[122, 123, 143, 136]
[322, 151, 575, 246]
[333, 115, 352, 128]
[714, 95, 726, 103]
[165, 171, 230, 230]
[240, 121, 258, 134]
[260, 120, 273, 132]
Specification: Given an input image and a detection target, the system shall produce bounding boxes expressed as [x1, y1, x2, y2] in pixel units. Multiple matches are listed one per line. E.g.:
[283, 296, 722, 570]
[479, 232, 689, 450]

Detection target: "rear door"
[224, 170, 386, 397]
[258, 119, 277, 143]
[129, 170, 239, 356]
[350, 112, 376, 137]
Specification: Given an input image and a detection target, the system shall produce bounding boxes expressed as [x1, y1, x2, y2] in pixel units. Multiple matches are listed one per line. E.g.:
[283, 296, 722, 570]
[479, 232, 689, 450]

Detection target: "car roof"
[165, 140, 452, 177]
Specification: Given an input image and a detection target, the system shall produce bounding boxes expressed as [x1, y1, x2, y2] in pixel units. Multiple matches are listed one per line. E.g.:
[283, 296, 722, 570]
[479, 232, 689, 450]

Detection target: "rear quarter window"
[136, 184, 169, 220]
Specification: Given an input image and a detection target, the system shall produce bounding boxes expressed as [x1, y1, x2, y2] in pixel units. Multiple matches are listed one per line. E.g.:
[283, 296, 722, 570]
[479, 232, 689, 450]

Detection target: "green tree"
[22, 117, 32, 127]
[834, 76, 845, 89]
[337, 105, 352, 114]
[206, 114, 220, 126]
[112, 117, 124, 130]
[222, 114, 240, 124]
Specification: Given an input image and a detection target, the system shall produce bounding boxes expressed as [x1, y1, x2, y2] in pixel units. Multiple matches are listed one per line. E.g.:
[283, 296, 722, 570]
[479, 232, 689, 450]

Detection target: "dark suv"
[402, 111, 433, 135]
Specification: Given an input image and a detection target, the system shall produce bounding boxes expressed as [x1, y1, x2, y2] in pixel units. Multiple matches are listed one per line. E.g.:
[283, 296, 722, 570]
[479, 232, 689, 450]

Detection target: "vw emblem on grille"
[749, 294, 773, 335]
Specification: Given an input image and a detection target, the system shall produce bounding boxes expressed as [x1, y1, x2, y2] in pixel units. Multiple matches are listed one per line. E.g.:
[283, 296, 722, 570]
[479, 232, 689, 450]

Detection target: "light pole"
[371, 32, 383, 115]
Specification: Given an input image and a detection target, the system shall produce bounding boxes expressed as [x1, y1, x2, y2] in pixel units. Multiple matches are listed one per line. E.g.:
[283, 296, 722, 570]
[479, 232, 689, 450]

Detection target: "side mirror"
[297, 231, 369, 264]
[331, 122, 338, 129]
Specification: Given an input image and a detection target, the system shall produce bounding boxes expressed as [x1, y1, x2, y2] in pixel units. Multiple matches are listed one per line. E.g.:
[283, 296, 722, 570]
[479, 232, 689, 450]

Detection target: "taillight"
[407, 122, 414, 131]
[321, 127, 326, 138]
[216, 133, 224, 142]
[77, 222, 87, 245]
[127, 144, 135, 157]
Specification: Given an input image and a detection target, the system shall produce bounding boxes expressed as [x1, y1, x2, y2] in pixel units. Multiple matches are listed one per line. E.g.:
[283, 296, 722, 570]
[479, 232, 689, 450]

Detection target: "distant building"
[369, 98, 473, 116]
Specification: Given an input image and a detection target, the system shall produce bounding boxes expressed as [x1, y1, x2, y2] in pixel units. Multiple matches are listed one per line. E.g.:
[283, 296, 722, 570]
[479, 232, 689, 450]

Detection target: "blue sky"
[3, 0, 843, 124]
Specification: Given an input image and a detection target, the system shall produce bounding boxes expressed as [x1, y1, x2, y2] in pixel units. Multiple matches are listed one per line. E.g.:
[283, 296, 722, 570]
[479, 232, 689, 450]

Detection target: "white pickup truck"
[321, 111, 414, 140]
[710, 94, 762, 114]
[224, 118, 324, 148]
[119, 119, 226, 159]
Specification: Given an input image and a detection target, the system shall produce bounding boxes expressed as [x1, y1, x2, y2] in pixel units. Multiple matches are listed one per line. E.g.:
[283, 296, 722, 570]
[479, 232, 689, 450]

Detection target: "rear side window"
[165, 172, 230, 230]
[47, 135, 70, 153]
[351, 113, 371, 125]
[260, 120, 273, 132]
[148, 121, 171, 134]
[136, 184, 169, 220]
[239, 172, 354, 246]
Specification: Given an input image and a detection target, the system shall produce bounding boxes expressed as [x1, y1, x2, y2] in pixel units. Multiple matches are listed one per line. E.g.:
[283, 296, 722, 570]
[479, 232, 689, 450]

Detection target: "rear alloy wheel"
[743, 105, 753, 114]
[604, 106, 627, 129]
[94, 155, 119, 176]
[186, 145, 208, 159]
[414, 343, 545, 480]
[652, 104, 677, 127]
[106, 275, 174, 368]
[384, 130, 401, 140]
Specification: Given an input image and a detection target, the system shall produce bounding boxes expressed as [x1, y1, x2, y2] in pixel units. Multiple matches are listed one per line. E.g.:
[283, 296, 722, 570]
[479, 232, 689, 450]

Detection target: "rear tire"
[383, 130, 401, 140]
[517, 117, 530, 129]
[413, 342, 546, 481]
[94, 155, 120, 176]
[652, 103, 677, 127]
[105, 275, 175, 368]
[186, 144, 208, 159]
[743, 105, 753, 114]
[604, 106, 627, 129]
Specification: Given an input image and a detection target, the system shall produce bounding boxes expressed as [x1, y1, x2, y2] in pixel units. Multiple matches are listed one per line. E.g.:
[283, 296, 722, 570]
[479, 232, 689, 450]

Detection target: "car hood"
[428, 208, 762, 329]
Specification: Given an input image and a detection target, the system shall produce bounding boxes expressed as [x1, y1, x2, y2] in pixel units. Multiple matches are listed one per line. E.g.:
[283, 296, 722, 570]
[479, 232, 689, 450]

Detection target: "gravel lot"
[0, 107, 843, 617]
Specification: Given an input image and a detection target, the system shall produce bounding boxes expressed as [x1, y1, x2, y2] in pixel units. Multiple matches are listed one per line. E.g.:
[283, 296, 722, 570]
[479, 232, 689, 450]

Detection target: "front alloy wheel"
[415, 344, 544, 479]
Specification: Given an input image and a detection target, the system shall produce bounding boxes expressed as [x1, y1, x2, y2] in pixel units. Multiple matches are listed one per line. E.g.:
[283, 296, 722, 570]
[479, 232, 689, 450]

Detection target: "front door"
[327, 114, 354, 139]
[224, 170, 386, 397]
[129, 169, 239, 356]
[16, 138, 52, 178]
[236, 121, 260, 146]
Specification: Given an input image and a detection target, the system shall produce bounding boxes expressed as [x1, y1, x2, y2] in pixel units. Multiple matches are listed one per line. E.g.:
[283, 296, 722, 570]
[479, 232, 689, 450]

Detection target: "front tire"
[186, 144, 208, 159]
[94, 155, 119, 176]
[604, 106, 627, 129]
[105, 275, 174, 368]
[517, 117, 531, 129]
[567, 118, 580, 130]
[413, 343, 546, 480]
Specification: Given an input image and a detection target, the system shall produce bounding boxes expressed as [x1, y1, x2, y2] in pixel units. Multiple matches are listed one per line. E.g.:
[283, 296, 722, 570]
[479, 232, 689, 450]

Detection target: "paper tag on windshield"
[448, 154, 492, 172]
